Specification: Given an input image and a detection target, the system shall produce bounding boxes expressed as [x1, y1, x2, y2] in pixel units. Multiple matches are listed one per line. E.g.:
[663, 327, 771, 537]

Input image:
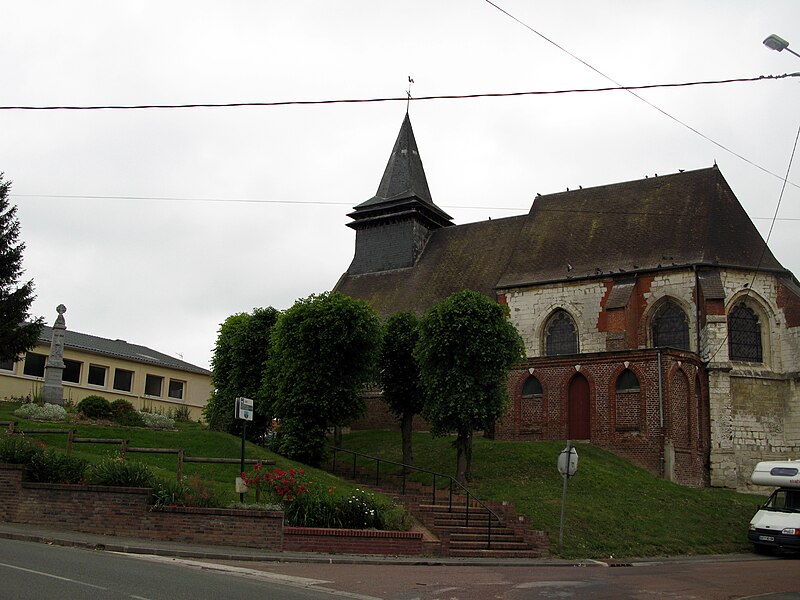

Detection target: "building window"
[522, 375, 543, 397]
[168, 379, 185, 400]
[62, 359, 81, 384]
[88, 364, 107, 387]
[0, 358, 14, 372]
[23, 353, 47, 378]
[651, 299, 690, 350]
[728, 302, 762, 362]
[145, 374, 163, 397]
[113, 368, 133, 392]
[615, 369, 640, 392]
[544, 310, 578, 356]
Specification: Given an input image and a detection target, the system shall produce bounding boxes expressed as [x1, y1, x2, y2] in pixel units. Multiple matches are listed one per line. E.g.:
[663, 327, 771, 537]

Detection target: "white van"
[747, 460, 800, 553]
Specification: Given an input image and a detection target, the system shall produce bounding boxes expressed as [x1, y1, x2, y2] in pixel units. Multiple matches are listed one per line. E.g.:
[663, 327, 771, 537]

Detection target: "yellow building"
[0, 326, 211, 421]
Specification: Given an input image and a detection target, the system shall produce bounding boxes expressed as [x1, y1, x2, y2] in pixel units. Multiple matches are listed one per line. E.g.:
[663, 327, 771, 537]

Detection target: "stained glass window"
[545, 310, 578, 356]
[652, 300, 690, 350]
[728, 302, 762, 362]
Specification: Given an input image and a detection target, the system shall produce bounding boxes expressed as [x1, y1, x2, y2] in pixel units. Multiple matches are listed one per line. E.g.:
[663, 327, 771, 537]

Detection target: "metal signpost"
[557, 440, 579, 554]
[235, 396, 254, 502]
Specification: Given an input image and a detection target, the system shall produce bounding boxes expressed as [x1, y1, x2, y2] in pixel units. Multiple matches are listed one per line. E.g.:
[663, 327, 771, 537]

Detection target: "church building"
[334, 114, 800, 490]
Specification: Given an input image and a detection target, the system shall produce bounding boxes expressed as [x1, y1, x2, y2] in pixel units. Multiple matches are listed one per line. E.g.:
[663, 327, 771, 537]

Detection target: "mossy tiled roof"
[335, 166, 789, 316]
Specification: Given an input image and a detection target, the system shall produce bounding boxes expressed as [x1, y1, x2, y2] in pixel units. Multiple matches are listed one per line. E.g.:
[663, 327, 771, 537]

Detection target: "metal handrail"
[330, 445, 501, 549]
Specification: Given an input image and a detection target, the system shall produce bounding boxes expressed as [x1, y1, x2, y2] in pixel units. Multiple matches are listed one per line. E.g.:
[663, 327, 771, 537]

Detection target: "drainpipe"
[658, 350, 665, 477]
[693, 265, 702, 357]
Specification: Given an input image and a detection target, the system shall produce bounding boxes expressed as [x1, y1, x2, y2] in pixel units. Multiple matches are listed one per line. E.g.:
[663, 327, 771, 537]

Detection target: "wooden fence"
[0, 421, 274, 481]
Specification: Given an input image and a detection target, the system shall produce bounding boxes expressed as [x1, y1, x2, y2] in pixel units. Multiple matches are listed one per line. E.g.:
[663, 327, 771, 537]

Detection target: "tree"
[0, 174, 42, 361]
[416, 290, 525, 484]
[204, 306, 280, 439]
[265, 292, 381, 466]
[379, 311, 424, 469]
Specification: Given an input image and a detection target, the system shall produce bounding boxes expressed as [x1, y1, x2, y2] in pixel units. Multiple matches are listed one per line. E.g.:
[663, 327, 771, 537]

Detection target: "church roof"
[335, 166, 791, 316]
[498, 166, 785, 288]
[37, 325, 210, 375]
[335, 215, 525, 316]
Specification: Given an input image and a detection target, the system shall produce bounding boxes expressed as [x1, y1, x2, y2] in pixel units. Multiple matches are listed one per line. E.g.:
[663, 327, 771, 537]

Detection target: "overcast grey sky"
[2, 1, 799, 370]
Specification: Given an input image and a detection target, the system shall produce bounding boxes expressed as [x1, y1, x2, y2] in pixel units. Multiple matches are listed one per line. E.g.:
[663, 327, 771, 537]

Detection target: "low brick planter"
[1, 463, 423, 555]
[284, 526, 423, 555]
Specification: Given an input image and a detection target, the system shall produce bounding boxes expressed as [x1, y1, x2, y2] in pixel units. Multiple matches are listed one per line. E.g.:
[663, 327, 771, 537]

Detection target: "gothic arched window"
[615, 369, 640, 392]
[728, 302, 762, 362]
[545, 310, 578, 356]
[522, 375, 543, 396]
[651, 299, 690, 351]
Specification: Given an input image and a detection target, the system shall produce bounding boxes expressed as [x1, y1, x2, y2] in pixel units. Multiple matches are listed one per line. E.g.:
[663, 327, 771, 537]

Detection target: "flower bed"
[0, 464, 423, 555]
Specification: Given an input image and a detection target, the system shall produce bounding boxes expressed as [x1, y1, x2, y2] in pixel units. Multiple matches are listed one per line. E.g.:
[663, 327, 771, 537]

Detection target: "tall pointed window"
[545, 310, 578, 356]
[728, 302, 762, 362]
[651, 299, 690, 350]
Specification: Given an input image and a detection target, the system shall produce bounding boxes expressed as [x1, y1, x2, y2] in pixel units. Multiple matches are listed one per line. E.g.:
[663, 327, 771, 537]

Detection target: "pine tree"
[0, 173, 43, 361]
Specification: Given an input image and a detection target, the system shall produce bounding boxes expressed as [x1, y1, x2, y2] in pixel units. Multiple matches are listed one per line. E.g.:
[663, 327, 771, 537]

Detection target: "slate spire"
[345, 114, 453, 275]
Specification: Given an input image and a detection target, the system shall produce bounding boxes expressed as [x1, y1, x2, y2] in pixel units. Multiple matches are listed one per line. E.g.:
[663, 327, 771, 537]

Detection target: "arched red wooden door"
[568, 373, 590, 440]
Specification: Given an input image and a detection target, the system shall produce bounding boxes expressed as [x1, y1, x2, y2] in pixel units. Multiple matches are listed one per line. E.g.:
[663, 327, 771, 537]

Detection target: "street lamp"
[763, 34, 800, 59]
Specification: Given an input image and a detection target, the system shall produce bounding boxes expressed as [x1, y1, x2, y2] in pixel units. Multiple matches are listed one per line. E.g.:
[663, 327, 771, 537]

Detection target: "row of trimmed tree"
[205, 289, 524, 483]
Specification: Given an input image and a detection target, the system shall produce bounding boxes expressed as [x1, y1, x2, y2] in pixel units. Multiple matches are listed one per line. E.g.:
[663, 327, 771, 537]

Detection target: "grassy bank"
[337, 430, 764, 559]
[0, 401, 351, 505]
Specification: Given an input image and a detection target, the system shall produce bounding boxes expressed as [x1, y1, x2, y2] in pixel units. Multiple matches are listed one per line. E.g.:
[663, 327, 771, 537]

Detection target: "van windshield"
[763, 489, 800, 513]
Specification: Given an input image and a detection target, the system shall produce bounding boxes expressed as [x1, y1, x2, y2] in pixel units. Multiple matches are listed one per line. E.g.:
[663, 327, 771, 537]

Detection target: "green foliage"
[13, 402, 67, 422]
[379, 312, 424, 467]
[266, 292, 382, 466]
[77, 395, 113, 420]
[139, 412, 175, 429]
[183, 473, 221, 507]
[150, 477, 190, 507]
[282, 485, 411, 530]
[0, 433, 43, 464]
[26, 448, 87, 484]
[0, 173, 43, 362]
[416, 290, 525, 481]
[88, 456, 154, 487]
[380, 312, 424, 418]
[205, 307, 280, 438]
[110, 399, 145, 427]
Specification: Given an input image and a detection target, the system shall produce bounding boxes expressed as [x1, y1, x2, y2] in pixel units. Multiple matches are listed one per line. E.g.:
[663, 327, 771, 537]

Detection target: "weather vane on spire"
[406, 76, 414, 114]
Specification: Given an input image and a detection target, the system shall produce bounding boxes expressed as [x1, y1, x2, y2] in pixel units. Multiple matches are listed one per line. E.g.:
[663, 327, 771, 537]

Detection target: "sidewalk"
[0, 521, 760, 568]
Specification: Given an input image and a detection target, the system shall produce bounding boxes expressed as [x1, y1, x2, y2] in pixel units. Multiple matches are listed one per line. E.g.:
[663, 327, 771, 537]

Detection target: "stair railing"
[329, 445, 501, 549]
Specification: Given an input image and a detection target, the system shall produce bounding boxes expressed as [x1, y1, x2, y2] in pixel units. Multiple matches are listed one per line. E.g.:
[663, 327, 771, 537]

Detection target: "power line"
[482, 0, 800, 190]
[0, 74, 794, 111]
[12, 192, 800, 221]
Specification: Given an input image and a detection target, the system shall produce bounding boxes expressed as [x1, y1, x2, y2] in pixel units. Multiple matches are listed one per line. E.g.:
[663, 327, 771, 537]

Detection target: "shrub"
[151, 477, 190, 507]
[170, 405, 192, 422]
[77, 395, 113, 420]
[110, 399, 144, 427]
[0, 434, 44, 464]
[88, 457, 153, 488]
[139, 412, 175, 430]
[26, 448, 87, 484]
[13, 402, 68, 422]
[184, 474, 220, 507]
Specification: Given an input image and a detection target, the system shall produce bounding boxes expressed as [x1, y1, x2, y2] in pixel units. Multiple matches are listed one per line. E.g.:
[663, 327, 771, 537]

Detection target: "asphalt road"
[213, 553, 800, 600]
[2, 536, 800, 600]
[0, 538, 370, 600]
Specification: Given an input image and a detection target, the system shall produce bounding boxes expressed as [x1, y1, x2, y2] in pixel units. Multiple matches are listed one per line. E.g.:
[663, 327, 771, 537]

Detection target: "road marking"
[0, 561, 107, 590]
[115, 554, 385, 600]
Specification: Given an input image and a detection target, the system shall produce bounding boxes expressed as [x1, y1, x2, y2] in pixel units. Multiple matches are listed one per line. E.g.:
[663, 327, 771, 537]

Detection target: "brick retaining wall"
[1, 464, 422, 555]
[284, 526, 423, 555]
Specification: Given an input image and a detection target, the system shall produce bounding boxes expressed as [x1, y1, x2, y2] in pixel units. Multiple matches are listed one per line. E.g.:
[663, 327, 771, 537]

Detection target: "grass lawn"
[0, 401, 355, 506]
[336, 429, 766, 559]
[1, 400, 767, 558]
